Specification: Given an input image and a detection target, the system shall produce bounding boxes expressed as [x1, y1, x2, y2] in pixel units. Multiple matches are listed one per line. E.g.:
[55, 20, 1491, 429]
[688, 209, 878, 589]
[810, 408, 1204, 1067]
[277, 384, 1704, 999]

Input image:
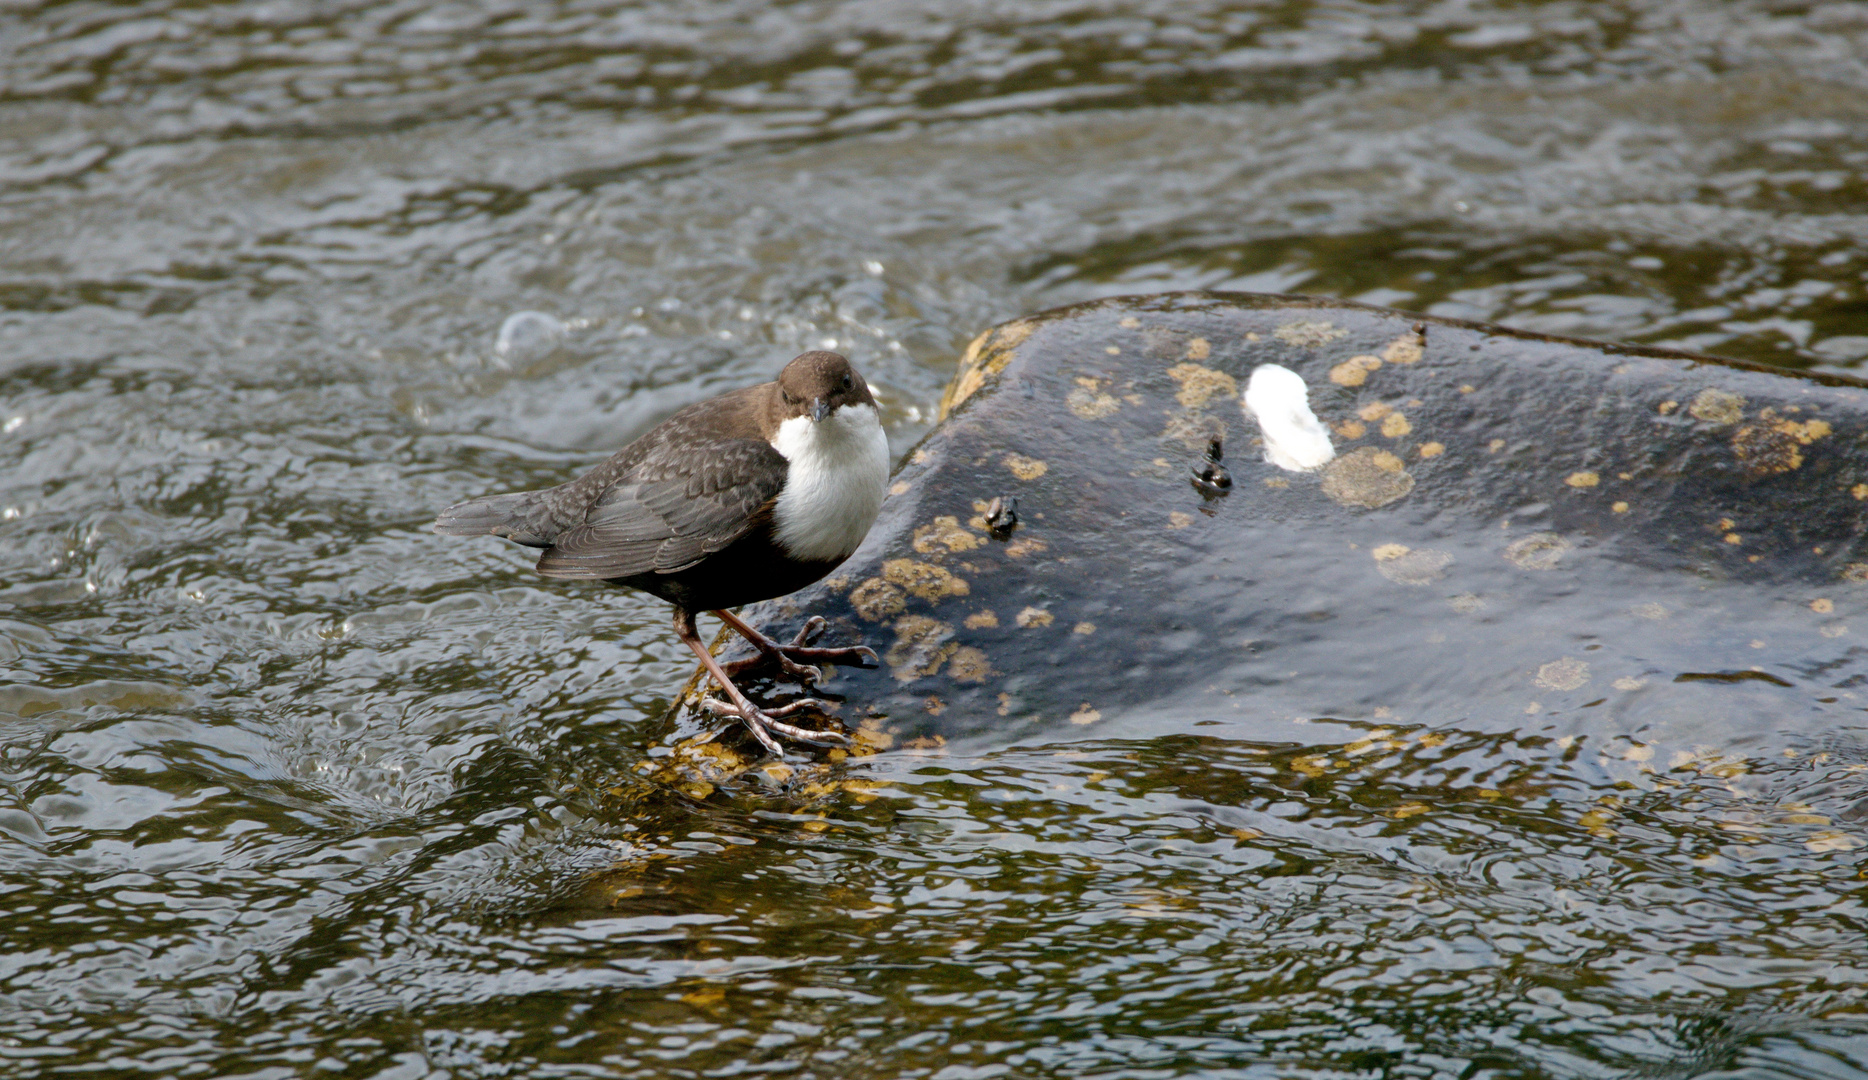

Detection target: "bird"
[433, 350, 891, 755]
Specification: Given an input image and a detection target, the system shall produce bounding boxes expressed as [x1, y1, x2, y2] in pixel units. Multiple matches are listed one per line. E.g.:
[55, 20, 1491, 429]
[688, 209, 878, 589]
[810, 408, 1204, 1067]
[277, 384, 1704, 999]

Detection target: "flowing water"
[5, 1, 1868, 1076]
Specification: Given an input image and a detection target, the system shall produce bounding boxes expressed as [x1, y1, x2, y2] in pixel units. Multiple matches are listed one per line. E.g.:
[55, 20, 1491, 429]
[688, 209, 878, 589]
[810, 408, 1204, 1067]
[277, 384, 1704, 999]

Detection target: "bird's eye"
[840, 374, 852, 389]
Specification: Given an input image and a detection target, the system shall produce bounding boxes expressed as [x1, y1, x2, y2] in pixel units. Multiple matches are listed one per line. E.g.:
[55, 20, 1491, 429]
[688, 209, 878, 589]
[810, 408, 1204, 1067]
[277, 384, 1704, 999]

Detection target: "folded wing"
[532, 438, 786, 580]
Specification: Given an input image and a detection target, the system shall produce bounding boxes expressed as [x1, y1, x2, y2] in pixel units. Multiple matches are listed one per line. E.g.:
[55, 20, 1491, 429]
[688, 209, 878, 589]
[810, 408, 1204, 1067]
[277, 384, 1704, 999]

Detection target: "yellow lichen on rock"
[1067, 383, 1122, 419]
[1015, 607, 1054, 629]
[885, 615, 957, 681]
[1380, 411, 1411, 438]
[1329, 355, 1382, 387]
[1185, 337, 1211, 361]
[912, 516, 983, 555]
[1160, 410, 1227, 451]
[849, 578, 907, 621]
[1003, 536, 1048, 558]
[1069, 704, 1102, 725]
[964, 610, 999, 629]
[1069, 375, 1122, 417]
[1320, 446, 1415, 509]
[1729, 409, 1832, 477]
[1273, 320, 1348, 347]
[940, 320, 1036, 420]
[641, 736, 761, 798]
[882, 558, 970, 600]
[1003, 453, 1048, 480]
[1688, 388, 1745, 426]
[1504, 532, 1571, 570]
[1166, 363, 1238, 409]
[1566, 471, 1600, 488]
[1419, 442, 1445, 458]
[948, 646, 994, 683]
[1373, 545, 1454, 585]
[1381, 334, 1424, 365]
[854, 718, 894, 754]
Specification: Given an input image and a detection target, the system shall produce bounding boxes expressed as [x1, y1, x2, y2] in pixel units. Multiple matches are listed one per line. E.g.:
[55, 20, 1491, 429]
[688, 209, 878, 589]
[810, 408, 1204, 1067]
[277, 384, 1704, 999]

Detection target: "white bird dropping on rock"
[1243, 364, 1335, 471]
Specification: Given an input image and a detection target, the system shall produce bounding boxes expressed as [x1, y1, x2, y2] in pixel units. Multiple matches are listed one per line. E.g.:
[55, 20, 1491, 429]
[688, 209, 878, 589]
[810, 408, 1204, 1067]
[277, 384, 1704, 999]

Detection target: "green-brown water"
[5, 2, 1868, 1077]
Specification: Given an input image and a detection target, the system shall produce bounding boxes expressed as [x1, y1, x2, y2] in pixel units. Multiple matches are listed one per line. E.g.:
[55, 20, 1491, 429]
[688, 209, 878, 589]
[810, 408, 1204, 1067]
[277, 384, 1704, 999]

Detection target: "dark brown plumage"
[435, 351, 890, 754]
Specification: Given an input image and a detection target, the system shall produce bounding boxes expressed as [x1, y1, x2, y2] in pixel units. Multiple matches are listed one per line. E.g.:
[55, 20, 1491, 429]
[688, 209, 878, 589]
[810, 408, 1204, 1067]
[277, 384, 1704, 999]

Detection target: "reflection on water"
[4, 0, 1868, 1075]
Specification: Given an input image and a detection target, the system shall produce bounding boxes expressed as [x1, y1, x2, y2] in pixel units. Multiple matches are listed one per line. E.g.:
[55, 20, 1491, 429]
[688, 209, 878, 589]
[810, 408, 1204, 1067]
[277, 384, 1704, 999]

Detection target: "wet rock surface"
[710, 291, 1868, 760]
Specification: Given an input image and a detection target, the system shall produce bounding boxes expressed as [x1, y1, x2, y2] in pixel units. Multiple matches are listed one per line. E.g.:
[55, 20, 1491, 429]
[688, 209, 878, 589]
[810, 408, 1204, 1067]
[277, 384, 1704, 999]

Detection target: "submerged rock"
[697, 292, 1868, 759]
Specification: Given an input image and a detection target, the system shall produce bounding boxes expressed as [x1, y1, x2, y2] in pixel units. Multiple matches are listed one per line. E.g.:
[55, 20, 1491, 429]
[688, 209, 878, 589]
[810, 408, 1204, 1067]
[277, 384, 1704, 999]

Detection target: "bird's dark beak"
[810, 398, 831, 423]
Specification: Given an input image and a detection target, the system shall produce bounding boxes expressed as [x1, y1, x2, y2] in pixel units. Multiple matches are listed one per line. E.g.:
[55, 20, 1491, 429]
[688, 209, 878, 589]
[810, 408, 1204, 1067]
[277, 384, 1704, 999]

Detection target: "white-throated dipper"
[434, 350, 889, 754]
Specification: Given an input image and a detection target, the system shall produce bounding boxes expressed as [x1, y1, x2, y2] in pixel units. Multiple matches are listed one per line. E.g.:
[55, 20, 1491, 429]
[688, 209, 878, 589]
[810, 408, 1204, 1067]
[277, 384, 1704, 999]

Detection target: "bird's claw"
[772, 642, 878, 673]
[775, 654, 824, 687]
[720, 622, 877, 685]
[698, 695, 850, 753]
[789, 617, 828, 648]
[698, 695, 835, 721]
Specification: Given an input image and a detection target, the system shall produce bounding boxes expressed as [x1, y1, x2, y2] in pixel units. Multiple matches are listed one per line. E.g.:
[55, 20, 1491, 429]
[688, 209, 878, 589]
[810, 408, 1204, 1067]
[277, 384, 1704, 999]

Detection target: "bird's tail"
[432, 490, 556, 548]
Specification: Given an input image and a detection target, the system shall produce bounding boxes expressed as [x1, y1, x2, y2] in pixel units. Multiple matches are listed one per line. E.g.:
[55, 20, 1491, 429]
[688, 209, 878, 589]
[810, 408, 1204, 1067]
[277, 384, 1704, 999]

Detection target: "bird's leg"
[713, 608, 880, 686]
[673, 608, 849, 755]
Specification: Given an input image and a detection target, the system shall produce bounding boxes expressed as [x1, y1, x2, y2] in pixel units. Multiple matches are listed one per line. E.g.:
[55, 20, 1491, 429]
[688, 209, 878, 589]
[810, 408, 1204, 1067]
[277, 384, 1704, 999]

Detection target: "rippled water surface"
[6, 1, 1868, 1076]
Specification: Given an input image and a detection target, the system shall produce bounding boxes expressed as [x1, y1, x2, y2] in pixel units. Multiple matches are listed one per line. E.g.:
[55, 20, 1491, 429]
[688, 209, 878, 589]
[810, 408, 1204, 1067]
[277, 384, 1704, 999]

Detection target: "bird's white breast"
[770, 402, 891, 563]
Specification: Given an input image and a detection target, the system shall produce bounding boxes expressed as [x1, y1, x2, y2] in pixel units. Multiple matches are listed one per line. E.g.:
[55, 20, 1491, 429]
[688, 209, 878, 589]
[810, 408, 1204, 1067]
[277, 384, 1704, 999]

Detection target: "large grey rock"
[700, 292, 1868, 763]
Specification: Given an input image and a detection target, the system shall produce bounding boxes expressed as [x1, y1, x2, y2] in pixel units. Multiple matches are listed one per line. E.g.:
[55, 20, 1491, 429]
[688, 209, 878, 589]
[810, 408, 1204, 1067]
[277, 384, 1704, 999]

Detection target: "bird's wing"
[533, 437, 786, 580]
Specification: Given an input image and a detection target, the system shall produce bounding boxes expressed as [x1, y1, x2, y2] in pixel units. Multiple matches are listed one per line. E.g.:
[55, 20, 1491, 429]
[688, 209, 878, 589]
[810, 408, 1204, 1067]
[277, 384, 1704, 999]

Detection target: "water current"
[5, 2, 1868, 1076]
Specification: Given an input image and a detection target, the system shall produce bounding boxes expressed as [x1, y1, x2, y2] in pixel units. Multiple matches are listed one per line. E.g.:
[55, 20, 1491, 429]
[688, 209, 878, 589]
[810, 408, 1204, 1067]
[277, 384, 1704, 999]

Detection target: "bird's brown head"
[776, 351, 875, 423]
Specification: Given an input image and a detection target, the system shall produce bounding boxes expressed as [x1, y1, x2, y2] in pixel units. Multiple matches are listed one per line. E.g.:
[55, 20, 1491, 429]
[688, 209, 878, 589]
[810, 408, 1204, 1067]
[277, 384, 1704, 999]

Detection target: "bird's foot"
[698, 695, 851, 753]
[718, 615, 881, 687]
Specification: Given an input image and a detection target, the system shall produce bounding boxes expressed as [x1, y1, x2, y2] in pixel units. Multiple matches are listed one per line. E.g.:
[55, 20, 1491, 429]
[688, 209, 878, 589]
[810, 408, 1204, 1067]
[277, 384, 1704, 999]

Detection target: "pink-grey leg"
[673, 608, 851, 754]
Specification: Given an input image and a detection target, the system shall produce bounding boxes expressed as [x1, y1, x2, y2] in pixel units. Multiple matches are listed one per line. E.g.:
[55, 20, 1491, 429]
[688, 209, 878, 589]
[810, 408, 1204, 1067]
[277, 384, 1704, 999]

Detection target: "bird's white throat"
[770, 402, 890, 562]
